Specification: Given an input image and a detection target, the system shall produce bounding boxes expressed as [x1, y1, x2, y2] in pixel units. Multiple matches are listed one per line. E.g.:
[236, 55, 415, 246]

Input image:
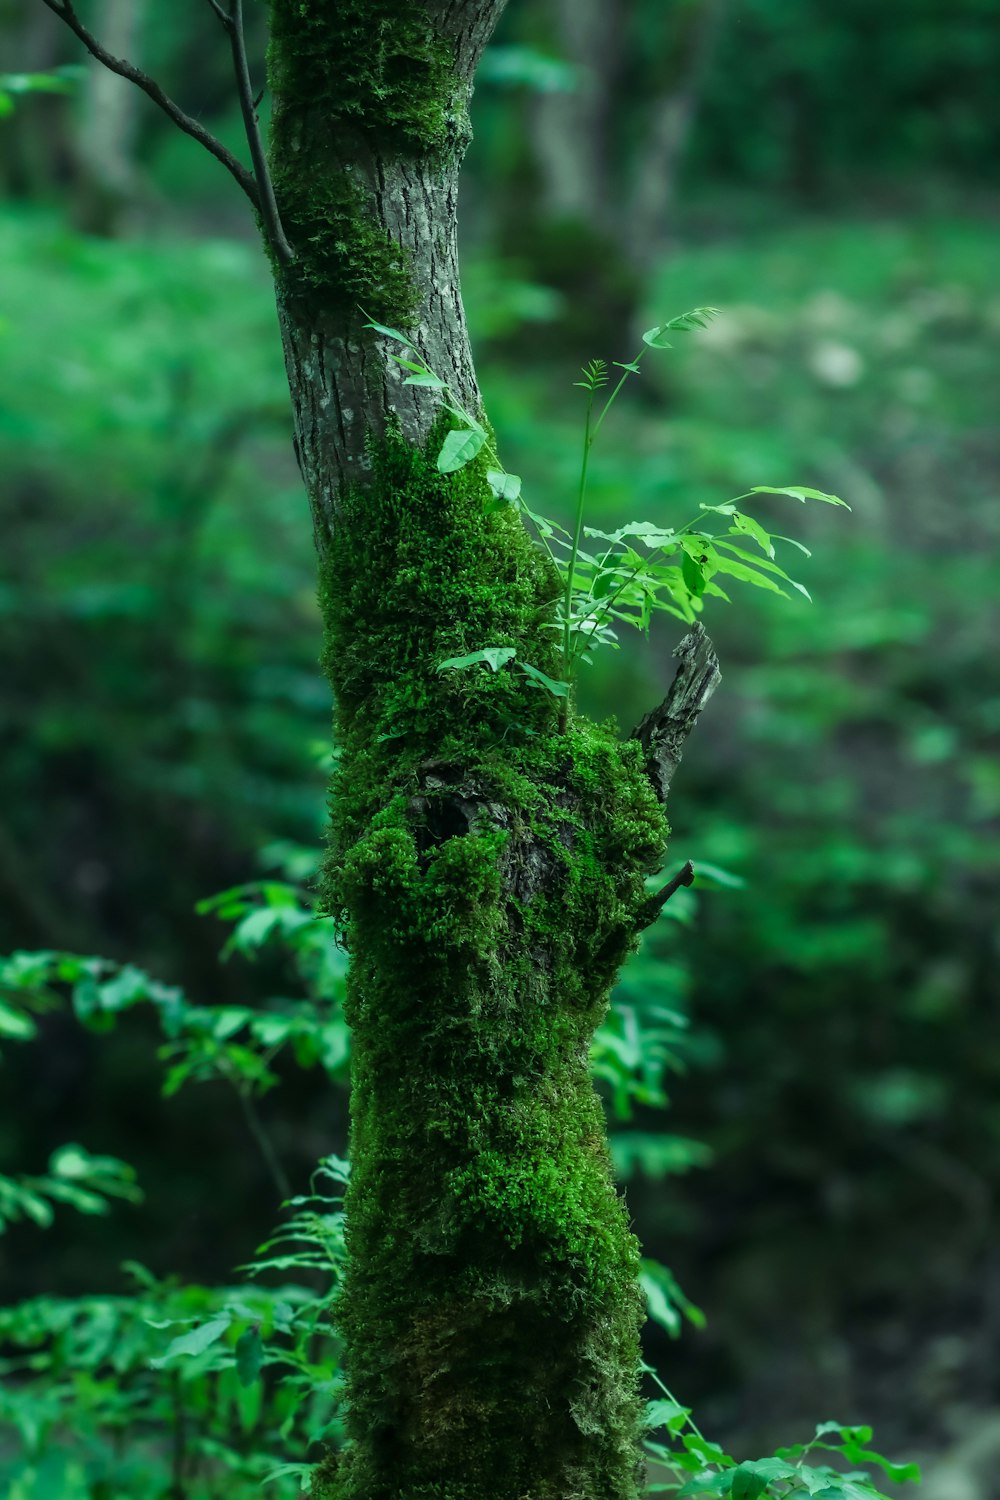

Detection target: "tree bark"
[266, 4, 671, 1496]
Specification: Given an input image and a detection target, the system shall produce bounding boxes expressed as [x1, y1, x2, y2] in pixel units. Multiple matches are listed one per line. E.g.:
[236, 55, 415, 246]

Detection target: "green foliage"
[364, 312, 846, 727]
[0, 1145, 140, 1235]
[0, 1160, 348, 1500]
[0, 67, 83, 117]
[642, 1384, 919, 1499]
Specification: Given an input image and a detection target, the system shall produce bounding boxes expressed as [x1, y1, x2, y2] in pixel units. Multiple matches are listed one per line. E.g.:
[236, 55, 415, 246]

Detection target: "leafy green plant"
[642, 1377, 919, 1499]
[364, 311, 848, 728]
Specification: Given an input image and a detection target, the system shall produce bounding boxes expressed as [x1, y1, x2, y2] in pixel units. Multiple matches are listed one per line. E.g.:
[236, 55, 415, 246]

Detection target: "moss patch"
[267, 1, 468, 321]
[312, 426, 667, 1499]
[268, 0, 460, 156]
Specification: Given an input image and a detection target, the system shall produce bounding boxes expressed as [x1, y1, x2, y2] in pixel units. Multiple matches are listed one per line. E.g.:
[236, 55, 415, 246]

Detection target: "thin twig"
[203, 0, 230, 24]
[636, 859, 694, 930]
[226, 0, 294, 264]
[236, 1086, 293, 1202]
[40, 0, 260, 209]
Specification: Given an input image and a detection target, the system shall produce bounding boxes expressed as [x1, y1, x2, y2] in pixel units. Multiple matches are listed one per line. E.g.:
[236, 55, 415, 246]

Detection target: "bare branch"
[39, 0, 260, 209]
[227, 0, 294, 265]
[636, 859, 695, 931]
[203, 0, 231, 26]
[631, 622, 721, 805]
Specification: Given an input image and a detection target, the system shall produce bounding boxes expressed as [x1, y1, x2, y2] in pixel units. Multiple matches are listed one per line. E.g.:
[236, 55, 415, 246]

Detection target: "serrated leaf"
[486, 470, 522, 503]
[437, 426, 486, 473]
[437, 647, 516, 674]
[749, 485, 850, 508]
[584, 521, 677, 549]
[710, 554, 790, 598]
[714, 542, 811, 599]
[729, 512, 774, 558]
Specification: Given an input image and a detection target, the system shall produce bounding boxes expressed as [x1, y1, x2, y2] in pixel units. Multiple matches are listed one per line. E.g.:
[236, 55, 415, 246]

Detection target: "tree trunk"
[266, 4, 668, 1496]
[72, 0, 145, 236]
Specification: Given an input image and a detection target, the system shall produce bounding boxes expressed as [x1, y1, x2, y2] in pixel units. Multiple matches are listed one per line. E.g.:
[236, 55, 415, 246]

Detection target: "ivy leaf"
[486, 470, 522, 503]
[437, 426, 486, 473]
[437, 647, 516, 674]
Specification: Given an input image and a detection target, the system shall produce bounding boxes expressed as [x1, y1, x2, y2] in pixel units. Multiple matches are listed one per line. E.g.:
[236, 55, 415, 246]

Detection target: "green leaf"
[362, 317, 414, 347]
[0, 1001, 36, 1040]
[404, 372, 447, 389]
[729, 512, 774, 559]
[262, 1464, 316, 1492]
[713, 541, 811, 600]
[517, 661, 569, 697]
[235, 1328, 263, 1386]
[681, 550, 706, 598]
[749, 485, 850, 508]
[772, 532, 813, 556]
[730, 1469, 769, 1500]
[486, 469, 522, 503]
[711, 553, 790, 598]
[661, 306, 721, 332]
[583, 521, 677, 549]
[149, 1315, 230, 1368]
[644, 307, 720, 347]
[437, 426, 486, 473]
[437, 646, 516, 674]
[684, 1432, 734, 1468]
[645, 1398, 691, 1435]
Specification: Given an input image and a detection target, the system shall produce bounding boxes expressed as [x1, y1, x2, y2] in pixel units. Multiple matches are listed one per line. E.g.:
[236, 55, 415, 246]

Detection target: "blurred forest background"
[1, 0, 999, 1495]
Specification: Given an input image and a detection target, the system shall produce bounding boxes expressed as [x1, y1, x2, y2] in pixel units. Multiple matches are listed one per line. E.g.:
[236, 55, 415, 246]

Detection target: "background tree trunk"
[72, 0, 145, 235]
[265, 3, 670, 1496]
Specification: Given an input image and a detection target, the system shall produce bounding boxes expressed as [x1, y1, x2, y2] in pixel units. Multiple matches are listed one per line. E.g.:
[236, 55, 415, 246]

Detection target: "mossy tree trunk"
[266, 5, 670, 1497]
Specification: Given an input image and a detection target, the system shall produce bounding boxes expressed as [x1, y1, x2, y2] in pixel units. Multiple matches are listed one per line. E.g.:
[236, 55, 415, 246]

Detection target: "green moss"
[269, 167, 417, 322]
[267, 1, 468, 313]
[311, 424, 668, 1499]
[268, 0, 460, 156]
